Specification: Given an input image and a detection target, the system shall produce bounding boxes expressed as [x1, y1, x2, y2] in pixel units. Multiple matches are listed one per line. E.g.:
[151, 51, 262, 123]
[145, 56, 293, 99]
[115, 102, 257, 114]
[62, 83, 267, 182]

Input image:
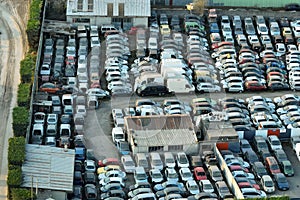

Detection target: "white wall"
[133, 18, 148, 27]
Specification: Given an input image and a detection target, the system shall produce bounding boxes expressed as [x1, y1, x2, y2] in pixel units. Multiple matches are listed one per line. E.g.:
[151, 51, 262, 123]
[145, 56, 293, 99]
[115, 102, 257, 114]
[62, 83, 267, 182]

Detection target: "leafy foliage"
[12, 107, 29, 137]
[8, 137, 26, 165]
[10, 188, 34, 200]
[20, 54, 36, 83]
[17, 83, 31, 108]
[7, 167, 22, 187]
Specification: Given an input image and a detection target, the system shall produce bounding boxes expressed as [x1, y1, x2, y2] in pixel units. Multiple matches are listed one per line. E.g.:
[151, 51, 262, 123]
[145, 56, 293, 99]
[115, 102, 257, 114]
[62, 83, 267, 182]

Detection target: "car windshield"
[168, 172, 178, 178]
[265, 181, 273, 187]
[152, 173, 162, 178]
[270, 164, 279, 170]
[125, 161, 134, 166]
[183, 172, 191, 177]
[203, 183, 213, 190]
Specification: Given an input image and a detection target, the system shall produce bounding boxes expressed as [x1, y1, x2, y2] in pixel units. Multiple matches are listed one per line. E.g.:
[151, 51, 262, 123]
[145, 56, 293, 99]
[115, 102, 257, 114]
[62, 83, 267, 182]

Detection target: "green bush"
[7, 167, 22, 187]
[20, 54, 36, 83]
[12, 107, 29, 137]
[8, 137, 25, 166]
[17, 83, 31, 108]
[11, 188, 34, 200]
[26, 0, 43, 50]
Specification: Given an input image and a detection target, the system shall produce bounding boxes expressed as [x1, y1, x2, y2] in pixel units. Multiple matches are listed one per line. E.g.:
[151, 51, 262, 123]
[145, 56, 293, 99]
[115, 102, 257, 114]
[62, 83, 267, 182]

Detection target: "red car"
[98, 158, 120, 167]
[193, 167, 207, 181]
[229, 165, 249, 173]
[245, 81, 267, 91]
[211, 41, 233, 50]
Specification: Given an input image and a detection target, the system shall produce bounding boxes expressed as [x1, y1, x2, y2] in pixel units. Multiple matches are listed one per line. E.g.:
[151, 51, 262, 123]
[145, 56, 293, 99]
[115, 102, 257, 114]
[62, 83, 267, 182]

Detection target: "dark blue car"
[209, 23, 219, 33]
[274, 173, 289, 191]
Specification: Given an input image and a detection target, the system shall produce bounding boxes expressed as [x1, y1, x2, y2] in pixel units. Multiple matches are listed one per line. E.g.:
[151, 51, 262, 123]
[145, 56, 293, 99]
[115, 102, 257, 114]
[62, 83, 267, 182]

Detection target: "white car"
[164, 168, 179, 183]
[277, 105, 300, 115]
[273, 94, 300, 104]
[121, 155, 136, 173]
[178, 167, 193, 182]
[108, 80, 132, 91]
[269, 22, 280, 36]
[149, 169, 164, 184]
[267, 135, 282, 152]
[257, 24, 269, 35]
[186, 180, 200, 195]
[196, 82, 221, 93]
[275, 43, 286, 56]
[76, 105, 86, 117]
[227, 82, 244, 93]
[99, 177, 125, 187]
[199, 179, 214, 193]
[86, 88, 110, 99]
[231, 170, 255, 180]
[84, 160, 96, 172]
[176, 152, 189, 168]
[261, 175, 275, 193]
[90, 36, 100, 48]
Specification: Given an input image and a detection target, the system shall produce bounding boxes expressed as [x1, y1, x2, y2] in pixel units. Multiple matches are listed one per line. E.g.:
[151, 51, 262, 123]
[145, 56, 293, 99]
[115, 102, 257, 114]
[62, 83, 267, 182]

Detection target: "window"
[149, 146, 164, 152]
[77, 0, 83, 11]
[74, 18, 90, 23]
[168, 145, 183, 151]
[119, 3, 124, 16]
[107, 3, 113, 16]
[88, 0, 93, 11]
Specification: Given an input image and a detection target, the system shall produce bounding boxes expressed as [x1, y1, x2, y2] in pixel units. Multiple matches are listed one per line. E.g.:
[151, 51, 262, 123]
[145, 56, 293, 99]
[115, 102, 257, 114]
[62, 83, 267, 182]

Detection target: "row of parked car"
[208, 10, 300, 92]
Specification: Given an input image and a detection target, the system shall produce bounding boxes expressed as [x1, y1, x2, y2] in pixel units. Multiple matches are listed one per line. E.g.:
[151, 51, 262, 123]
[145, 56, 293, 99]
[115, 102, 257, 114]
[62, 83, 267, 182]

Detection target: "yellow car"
[97, 165, 120, 175]
[160, 25, 171, 35]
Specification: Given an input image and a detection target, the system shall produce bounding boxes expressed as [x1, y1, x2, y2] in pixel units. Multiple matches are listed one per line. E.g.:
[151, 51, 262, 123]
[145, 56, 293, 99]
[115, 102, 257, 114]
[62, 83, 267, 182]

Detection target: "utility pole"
[31, 175, 33, 200]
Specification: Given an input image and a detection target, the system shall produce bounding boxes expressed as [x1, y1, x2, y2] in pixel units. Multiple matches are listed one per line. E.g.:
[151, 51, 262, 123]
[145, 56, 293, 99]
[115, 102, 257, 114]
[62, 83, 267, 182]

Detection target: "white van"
[135, 153, 149, 171]
[62, 94, 73, 106]
[77, 25, 87, 38]
[32, 123, 44, 145]
[112, 127, 125, 144]
[100, 24, 117, 35]
[60, 124, 71, 137]
[148, 37, 158, 51]
[163, 152, 175, 168]
[149, 153, 163, 170]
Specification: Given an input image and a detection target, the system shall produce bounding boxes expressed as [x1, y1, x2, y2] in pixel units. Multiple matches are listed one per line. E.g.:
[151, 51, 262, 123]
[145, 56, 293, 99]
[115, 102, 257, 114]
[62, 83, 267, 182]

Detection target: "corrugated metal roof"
[67, 0, 151, 17]
[21, 144, 75, 192]
[125, 115, 197, 147]
[125, 115, 194, 131]
[132, 129, 197, 146]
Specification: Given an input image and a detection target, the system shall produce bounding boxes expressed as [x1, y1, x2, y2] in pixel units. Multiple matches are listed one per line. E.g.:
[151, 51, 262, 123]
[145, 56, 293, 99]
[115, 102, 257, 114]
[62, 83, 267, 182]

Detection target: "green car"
[279, 160, 294, 176]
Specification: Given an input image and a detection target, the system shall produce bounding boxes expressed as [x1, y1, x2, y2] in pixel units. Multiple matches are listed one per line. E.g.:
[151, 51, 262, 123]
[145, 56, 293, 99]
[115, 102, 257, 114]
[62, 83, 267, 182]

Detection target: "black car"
[244, 150, 259, 164]
[84, 184, 97, 200]
[74, 171, 83, 185]
[136, 83, 173, 97]
[285, 3, 300, 11]
[84, 172, 96, 184]
[252, 161, 268, 179]
[268, 81, 289, 91]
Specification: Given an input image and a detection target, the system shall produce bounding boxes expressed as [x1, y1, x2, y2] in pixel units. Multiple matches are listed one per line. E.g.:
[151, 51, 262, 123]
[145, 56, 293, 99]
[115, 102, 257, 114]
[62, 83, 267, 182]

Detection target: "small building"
[21, 145, 75, 196]
[66, 0, 151, 30]
[124, 114, 198, 154]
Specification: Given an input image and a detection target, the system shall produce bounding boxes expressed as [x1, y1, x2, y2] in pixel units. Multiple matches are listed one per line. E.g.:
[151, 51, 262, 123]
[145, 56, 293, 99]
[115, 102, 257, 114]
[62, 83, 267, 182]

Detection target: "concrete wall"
[133, 18, 148, 27]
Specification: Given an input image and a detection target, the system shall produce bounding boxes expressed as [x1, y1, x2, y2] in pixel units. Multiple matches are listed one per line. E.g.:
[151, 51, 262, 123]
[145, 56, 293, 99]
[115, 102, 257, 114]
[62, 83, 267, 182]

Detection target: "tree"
[11, 188, 34, 200]
[193, 0, 206, 15]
